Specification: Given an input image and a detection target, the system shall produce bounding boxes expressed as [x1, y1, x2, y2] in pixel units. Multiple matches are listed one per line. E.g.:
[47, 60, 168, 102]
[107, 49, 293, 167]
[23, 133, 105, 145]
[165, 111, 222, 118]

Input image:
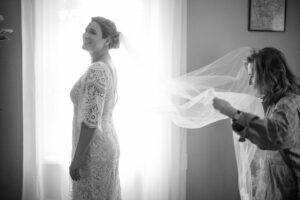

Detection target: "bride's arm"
[69, 123, 96, 181]
[73, 122, 96, 163]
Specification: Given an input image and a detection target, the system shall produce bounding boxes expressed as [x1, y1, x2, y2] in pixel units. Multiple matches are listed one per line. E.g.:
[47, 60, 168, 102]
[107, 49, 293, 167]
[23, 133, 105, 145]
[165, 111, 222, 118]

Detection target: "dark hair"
[246, 47, 300, 105]
[91, 16, 120, 49]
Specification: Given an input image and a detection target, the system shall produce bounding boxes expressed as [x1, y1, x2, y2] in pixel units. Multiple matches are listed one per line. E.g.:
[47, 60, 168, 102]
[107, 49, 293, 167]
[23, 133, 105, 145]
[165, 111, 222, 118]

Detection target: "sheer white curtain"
[22, 0, 187, 200]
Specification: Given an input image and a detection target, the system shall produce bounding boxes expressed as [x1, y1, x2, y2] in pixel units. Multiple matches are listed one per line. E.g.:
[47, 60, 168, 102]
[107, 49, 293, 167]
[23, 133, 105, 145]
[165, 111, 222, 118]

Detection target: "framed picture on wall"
[248, 0, 286, 32]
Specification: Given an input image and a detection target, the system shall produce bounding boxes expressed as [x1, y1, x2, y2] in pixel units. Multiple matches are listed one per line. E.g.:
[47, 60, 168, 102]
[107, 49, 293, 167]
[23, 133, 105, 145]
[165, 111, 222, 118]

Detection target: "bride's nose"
[83, 32, 89, 39]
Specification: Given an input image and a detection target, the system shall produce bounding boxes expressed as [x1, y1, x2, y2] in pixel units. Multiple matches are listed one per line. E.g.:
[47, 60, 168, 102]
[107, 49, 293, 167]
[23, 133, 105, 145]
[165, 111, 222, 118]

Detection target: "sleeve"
[233, 97, 299, 150]
[81, 64, 111, 128]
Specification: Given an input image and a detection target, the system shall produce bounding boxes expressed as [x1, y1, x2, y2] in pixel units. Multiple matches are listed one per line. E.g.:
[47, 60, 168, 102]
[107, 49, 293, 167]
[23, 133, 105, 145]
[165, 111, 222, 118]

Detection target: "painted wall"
[0, 0, 23, 199]
[187, 0, 300, 200]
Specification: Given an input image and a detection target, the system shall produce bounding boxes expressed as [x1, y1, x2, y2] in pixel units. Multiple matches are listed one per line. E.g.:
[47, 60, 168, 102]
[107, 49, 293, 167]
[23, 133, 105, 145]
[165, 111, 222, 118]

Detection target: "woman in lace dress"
[213, 47, 300, 199]
[69, 16, 121, 200]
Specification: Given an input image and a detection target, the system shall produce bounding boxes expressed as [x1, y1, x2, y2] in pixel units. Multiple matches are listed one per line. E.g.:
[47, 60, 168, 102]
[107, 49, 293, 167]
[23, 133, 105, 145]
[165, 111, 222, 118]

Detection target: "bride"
[69, 16, 121, 200]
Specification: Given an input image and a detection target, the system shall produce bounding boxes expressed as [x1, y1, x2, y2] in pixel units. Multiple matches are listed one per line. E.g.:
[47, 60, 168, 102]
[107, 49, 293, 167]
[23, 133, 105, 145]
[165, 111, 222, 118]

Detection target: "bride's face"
[82, 21, 108, 53]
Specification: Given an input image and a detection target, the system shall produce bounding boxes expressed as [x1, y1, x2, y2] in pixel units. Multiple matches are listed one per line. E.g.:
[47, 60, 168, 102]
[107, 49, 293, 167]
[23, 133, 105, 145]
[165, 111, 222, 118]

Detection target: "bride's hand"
[212, 97, 237, 119]
[69, 158, 82, 181]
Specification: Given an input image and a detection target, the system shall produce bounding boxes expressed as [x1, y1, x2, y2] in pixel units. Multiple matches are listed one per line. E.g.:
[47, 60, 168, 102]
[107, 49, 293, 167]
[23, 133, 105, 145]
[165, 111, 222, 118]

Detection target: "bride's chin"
[82, 45, 89, 51]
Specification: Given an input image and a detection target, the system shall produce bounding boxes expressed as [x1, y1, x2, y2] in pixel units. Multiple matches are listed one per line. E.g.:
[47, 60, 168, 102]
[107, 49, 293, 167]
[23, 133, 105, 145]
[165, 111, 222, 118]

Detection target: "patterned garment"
[70, 61, 121, 200]
[233, 93, 300, 200]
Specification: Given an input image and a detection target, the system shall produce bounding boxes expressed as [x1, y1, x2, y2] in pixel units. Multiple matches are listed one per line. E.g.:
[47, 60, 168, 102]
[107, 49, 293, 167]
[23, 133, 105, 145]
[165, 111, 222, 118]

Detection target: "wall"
[0, 0, 23, 199]
[187, 0, 300, 200]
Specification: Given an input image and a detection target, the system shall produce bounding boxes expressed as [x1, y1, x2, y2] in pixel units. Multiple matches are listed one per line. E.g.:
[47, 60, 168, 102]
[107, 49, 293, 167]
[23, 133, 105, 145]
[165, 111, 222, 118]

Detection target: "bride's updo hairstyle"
[92, 16, 120, 49]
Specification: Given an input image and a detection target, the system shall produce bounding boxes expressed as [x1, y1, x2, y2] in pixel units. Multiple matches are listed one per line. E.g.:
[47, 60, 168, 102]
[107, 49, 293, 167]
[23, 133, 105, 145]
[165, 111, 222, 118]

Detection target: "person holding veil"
[213, 47, 300, 200]
[69, 16, 121, 200]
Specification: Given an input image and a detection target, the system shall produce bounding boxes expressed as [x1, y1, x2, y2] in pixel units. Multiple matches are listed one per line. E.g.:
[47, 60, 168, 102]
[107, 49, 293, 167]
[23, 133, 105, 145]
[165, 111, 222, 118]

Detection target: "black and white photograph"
[1, 0, 300, 200]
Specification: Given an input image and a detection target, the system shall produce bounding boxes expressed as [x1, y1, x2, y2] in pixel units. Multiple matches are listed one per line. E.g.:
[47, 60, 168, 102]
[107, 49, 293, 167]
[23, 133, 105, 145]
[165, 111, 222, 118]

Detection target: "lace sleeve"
[81, 64, 110, 128]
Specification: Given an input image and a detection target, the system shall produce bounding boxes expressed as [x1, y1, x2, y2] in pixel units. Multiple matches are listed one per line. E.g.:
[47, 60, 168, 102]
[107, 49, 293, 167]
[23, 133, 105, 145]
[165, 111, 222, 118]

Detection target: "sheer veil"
[162, 46, 265, 200]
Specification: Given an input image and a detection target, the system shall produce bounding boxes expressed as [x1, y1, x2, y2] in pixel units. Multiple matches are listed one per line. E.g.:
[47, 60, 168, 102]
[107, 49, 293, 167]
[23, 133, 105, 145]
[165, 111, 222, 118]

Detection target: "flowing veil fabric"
[162, 46, 264, 200]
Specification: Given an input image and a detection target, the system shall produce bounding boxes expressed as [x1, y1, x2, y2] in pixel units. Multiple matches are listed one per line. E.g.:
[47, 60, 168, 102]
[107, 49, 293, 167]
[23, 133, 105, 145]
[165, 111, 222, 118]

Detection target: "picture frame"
[248, 0, 286, 32]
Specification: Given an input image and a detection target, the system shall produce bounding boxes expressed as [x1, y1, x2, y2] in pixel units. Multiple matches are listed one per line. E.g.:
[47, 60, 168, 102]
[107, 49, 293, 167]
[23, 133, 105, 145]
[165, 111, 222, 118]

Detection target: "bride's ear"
[105, 38, 111, 47]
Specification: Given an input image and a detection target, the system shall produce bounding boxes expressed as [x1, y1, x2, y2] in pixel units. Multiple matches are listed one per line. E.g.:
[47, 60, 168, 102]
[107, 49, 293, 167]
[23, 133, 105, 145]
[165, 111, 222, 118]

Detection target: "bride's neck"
[91, 51, 111, 63]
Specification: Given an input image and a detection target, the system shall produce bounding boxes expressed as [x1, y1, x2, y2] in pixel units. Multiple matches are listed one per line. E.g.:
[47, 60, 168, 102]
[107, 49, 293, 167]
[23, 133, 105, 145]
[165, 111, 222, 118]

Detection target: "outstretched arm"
[213, 97, 299, 150]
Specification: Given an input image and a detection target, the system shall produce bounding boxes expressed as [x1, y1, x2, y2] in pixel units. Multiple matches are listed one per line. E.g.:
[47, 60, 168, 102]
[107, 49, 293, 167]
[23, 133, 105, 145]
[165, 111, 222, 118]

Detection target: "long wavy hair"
[246, 47, 300, 106]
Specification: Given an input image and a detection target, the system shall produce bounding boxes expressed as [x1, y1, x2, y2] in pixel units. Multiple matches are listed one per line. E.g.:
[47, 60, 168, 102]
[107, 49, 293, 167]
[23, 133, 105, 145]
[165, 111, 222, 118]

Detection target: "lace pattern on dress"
[71, 61, 121, 200]
[82, 67, 111, 128]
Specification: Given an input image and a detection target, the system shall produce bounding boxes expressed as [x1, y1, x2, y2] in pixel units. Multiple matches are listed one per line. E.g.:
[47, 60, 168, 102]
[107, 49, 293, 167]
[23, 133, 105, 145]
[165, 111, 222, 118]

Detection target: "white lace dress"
[70, 61, 121, 200]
